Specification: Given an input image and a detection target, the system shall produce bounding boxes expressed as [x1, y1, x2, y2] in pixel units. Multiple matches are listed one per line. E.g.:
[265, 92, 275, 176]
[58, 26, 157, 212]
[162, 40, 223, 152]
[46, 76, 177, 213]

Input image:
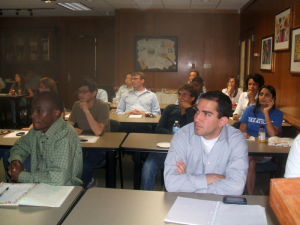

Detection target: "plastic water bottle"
[258, 125, 266, 142]
[172, 121, 180, 133]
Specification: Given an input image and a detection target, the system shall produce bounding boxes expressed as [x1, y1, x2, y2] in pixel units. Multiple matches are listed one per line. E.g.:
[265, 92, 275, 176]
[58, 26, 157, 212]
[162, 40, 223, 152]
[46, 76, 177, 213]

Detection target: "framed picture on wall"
[290, 26, 300, 75]
[274, 6, 293, 51]
[134, 36, 178, 72]
[260, 35, 275, 71]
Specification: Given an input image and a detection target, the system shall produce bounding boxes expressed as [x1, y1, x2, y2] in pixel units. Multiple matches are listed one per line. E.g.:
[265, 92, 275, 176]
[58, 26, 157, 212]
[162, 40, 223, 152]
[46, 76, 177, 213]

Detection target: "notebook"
[165, 197, 268, 225]
[0, 183, 74, 207]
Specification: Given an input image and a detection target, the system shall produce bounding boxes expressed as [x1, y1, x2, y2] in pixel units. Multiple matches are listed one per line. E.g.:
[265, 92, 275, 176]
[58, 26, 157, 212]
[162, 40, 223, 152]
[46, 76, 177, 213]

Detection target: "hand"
[232, 102, 237, 107]
[227, 86, 233, 94]
[178, 100, 192, 110]
[125, 109, 145, 115]
[263, 99, 274, 114]
[247, 90, 256, 104]
[206, 174, 225, 185]
[79, 100, 89, 113]
[233, 114, 239, 120]
[110, 109, 116, 113]
[176, 160, 186, 174]
[243, 132, 250, 139]
[8, 160, 25, 182]
[75, 128, 83, 135]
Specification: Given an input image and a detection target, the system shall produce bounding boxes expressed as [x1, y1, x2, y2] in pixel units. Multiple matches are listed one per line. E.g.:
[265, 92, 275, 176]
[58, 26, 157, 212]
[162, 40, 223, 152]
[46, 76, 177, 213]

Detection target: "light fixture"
[16, 9, 19, 16]
[57, 3, 91, 11]
[41, 0, 56, 3]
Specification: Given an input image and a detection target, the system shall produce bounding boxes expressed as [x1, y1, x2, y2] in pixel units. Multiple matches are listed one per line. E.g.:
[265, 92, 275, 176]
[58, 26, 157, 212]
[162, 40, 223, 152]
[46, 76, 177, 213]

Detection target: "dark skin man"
[8, 95, 61, 182]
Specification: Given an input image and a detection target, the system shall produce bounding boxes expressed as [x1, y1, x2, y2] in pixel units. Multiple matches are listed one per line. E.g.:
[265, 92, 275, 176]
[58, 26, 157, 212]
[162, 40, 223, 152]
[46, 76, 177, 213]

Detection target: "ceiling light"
[57, 3, 91, 11]
[41, 0, 56, 3]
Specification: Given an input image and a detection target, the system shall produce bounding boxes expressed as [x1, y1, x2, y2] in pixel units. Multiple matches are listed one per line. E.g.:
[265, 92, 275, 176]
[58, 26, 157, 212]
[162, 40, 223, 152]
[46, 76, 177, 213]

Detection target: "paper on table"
[268, 137, 294, 147]
[19, 183, 74, 207]
[3, 131, 29, 138]
[128, 115, 143, 118]
[79, 135, 99, 143]
[0, 183, 35, 206]
[165, 197, 267, 225]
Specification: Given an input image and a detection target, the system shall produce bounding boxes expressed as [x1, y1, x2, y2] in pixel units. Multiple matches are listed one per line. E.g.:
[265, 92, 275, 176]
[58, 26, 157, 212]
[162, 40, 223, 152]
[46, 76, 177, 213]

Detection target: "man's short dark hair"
[245, 73, 265, 90]
[178, 83, 198, 105]
[132, 71, 145, 80]
[32, 91, 64, 116]
[78, 77, 98, 93]
[201, 91, 232, 119]
[189, 69, 200, 77]
[192, 76, 204, 84]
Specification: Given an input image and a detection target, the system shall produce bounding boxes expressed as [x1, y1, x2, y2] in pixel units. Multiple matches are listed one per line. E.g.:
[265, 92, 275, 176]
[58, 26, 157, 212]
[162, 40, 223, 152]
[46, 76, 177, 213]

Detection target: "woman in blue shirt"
[240, 85, 283, 195]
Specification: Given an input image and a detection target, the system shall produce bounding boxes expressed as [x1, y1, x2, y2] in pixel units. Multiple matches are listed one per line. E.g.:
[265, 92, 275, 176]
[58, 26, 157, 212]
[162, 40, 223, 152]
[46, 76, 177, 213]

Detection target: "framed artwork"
[260, 35, 275, 71]
[134, 36, 178, 72]
[274, 6, 293, 51]
[290, 26, 300, 75]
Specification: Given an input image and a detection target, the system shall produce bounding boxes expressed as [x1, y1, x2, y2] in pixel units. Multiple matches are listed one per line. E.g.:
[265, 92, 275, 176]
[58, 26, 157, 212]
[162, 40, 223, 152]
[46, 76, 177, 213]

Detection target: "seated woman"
[111, 73, 132, 113]
[239, 85, 283, 195]
[232, 73, 264, 129]
[9, 73, 34, 124]
[222, 76, 242, 106]
[115, 73, 132, 102]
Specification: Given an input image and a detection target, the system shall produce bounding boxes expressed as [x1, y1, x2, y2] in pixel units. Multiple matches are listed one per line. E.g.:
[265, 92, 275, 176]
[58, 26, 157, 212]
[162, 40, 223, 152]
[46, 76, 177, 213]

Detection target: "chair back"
[110, 119, 120, 132]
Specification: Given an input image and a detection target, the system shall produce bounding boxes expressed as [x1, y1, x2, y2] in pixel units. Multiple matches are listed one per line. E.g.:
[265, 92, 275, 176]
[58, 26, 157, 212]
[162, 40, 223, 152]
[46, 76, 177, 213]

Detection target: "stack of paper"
[268, 137, 294, 147]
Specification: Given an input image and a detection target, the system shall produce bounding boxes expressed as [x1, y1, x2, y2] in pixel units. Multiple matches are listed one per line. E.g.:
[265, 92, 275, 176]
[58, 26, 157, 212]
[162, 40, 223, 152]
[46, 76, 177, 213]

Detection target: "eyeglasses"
[131, 78, 140, 81]
[76, 90, 91, 94]
[178, 93, 190, 98]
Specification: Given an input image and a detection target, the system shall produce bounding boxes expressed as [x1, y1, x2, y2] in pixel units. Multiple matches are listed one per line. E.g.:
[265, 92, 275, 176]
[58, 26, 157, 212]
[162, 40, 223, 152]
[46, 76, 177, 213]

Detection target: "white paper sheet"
[165, 197, 268, 225]
[78, 135, 99, 143]
[128, 115, 143, 118]
[3, 131, 28, 138]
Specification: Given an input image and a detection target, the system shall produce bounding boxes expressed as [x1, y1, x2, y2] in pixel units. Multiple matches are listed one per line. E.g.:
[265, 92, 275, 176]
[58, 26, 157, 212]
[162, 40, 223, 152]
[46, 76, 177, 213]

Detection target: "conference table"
[121, 133, 291, 190]
[0, 130, 127, 188]
[0, 186, 83, 225]
[62, 188, 280, 225]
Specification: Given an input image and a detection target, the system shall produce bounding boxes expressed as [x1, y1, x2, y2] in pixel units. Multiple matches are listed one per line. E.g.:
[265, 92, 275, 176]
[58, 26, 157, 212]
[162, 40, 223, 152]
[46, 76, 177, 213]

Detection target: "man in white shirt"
[285, 134, 300, 178]
[116, 72, 160, 133]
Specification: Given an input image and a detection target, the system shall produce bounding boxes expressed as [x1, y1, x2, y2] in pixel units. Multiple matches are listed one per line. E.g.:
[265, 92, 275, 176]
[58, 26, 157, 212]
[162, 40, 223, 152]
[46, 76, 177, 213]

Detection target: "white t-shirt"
[200, 134, 220, 154]
[285, 134, 300, 178]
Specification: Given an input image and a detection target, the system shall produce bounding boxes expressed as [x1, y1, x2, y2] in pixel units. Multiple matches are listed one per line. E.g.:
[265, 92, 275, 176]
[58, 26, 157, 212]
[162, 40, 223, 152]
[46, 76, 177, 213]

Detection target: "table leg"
[133, 152, 141, 190]
[14, 98, 21, 125]
[106, 151, 116, 188]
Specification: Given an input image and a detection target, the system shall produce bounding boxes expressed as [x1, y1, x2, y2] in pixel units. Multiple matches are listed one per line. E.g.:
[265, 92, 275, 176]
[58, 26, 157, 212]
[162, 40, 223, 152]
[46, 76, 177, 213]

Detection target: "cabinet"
[1, 28, 56, 80]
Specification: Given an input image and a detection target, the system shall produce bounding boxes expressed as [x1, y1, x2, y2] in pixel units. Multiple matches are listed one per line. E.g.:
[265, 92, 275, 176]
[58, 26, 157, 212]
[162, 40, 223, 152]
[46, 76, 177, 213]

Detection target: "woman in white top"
[232, 73, 265, 120]
[115, 73, 132, 102]
[222, 76, 242, 106]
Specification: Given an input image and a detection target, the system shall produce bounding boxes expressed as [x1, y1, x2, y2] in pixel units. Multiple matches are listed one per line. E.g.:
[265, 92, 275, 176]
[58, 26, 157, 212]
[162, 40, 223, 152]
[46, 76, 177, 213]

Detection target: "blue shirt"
[116, 88, 161, 115]
[116, 84, 131, 102]
[96, 89, 108, 102]
[240, 105, 283, 137]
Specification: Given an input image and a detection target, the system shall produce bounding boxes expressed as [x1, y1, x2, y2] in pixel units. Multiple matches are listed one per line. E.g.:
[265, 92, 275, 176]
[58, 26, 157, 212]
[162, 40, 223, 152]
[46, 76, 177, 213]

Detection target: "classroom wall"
[240, 0, 300, 128]
[0, 17, 115, 108]
[115, 9, 240, 92]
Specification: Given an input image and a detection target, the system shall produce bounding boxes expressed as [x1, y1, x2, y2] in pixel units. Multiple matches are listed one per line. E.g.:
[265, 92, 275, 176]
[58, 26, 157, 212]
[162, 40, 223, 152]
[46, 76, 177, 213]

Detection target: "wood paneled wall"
[0, 17, 115, 106]
[115, 9, 240, 92]
[241, 0, 300, 128]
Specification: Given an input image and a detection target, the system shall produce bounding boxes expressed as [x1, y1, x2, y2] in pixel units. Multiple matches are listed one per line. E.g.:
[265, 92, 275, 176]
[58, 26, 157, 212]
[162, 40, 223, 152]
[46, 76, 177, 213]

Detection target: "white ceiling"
[0, 0, 250, 17]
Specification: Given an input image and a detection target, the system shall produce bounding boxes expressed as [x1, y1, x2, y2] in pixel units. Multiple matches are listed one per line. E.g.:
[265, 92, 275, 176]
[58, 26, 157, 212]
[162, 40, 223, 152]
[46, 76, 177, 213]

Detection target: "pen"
[0, 187, 9, 196]
[80, 139, 88, 142]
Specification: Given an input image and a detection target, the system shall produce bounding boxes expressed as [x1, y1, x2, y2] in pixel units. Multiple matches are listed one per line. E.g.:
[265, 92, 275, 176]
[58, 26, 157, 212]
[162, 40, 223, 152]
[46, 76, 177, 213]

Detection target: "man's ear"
[219, 117, 228, 128]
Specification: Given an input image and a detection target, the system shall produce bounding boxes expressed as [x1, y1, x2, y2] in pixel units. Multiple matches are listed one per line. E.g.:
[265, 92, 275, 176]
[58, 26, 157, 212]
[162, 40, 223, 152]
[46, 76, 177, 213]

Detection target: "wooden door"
[66, 36, 96, 109]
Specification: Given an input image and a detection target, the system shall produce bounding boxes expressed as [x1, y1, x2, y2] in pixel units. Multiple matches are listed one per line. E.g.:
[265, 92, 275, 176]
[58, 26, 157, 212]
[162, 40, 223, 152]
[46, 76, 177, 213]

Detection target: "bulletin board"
[134, 36, 178, 72]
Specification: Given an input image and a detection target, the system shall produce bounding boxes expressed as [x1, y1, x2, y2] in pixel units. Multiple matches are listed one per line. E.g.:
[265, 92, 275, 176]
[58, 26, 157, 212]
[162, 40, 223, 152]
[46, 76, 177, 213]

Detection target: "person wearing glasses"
[164, 91, 248, 195]
[68, 77, 110, 189]
[141, 83, 197, 190]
